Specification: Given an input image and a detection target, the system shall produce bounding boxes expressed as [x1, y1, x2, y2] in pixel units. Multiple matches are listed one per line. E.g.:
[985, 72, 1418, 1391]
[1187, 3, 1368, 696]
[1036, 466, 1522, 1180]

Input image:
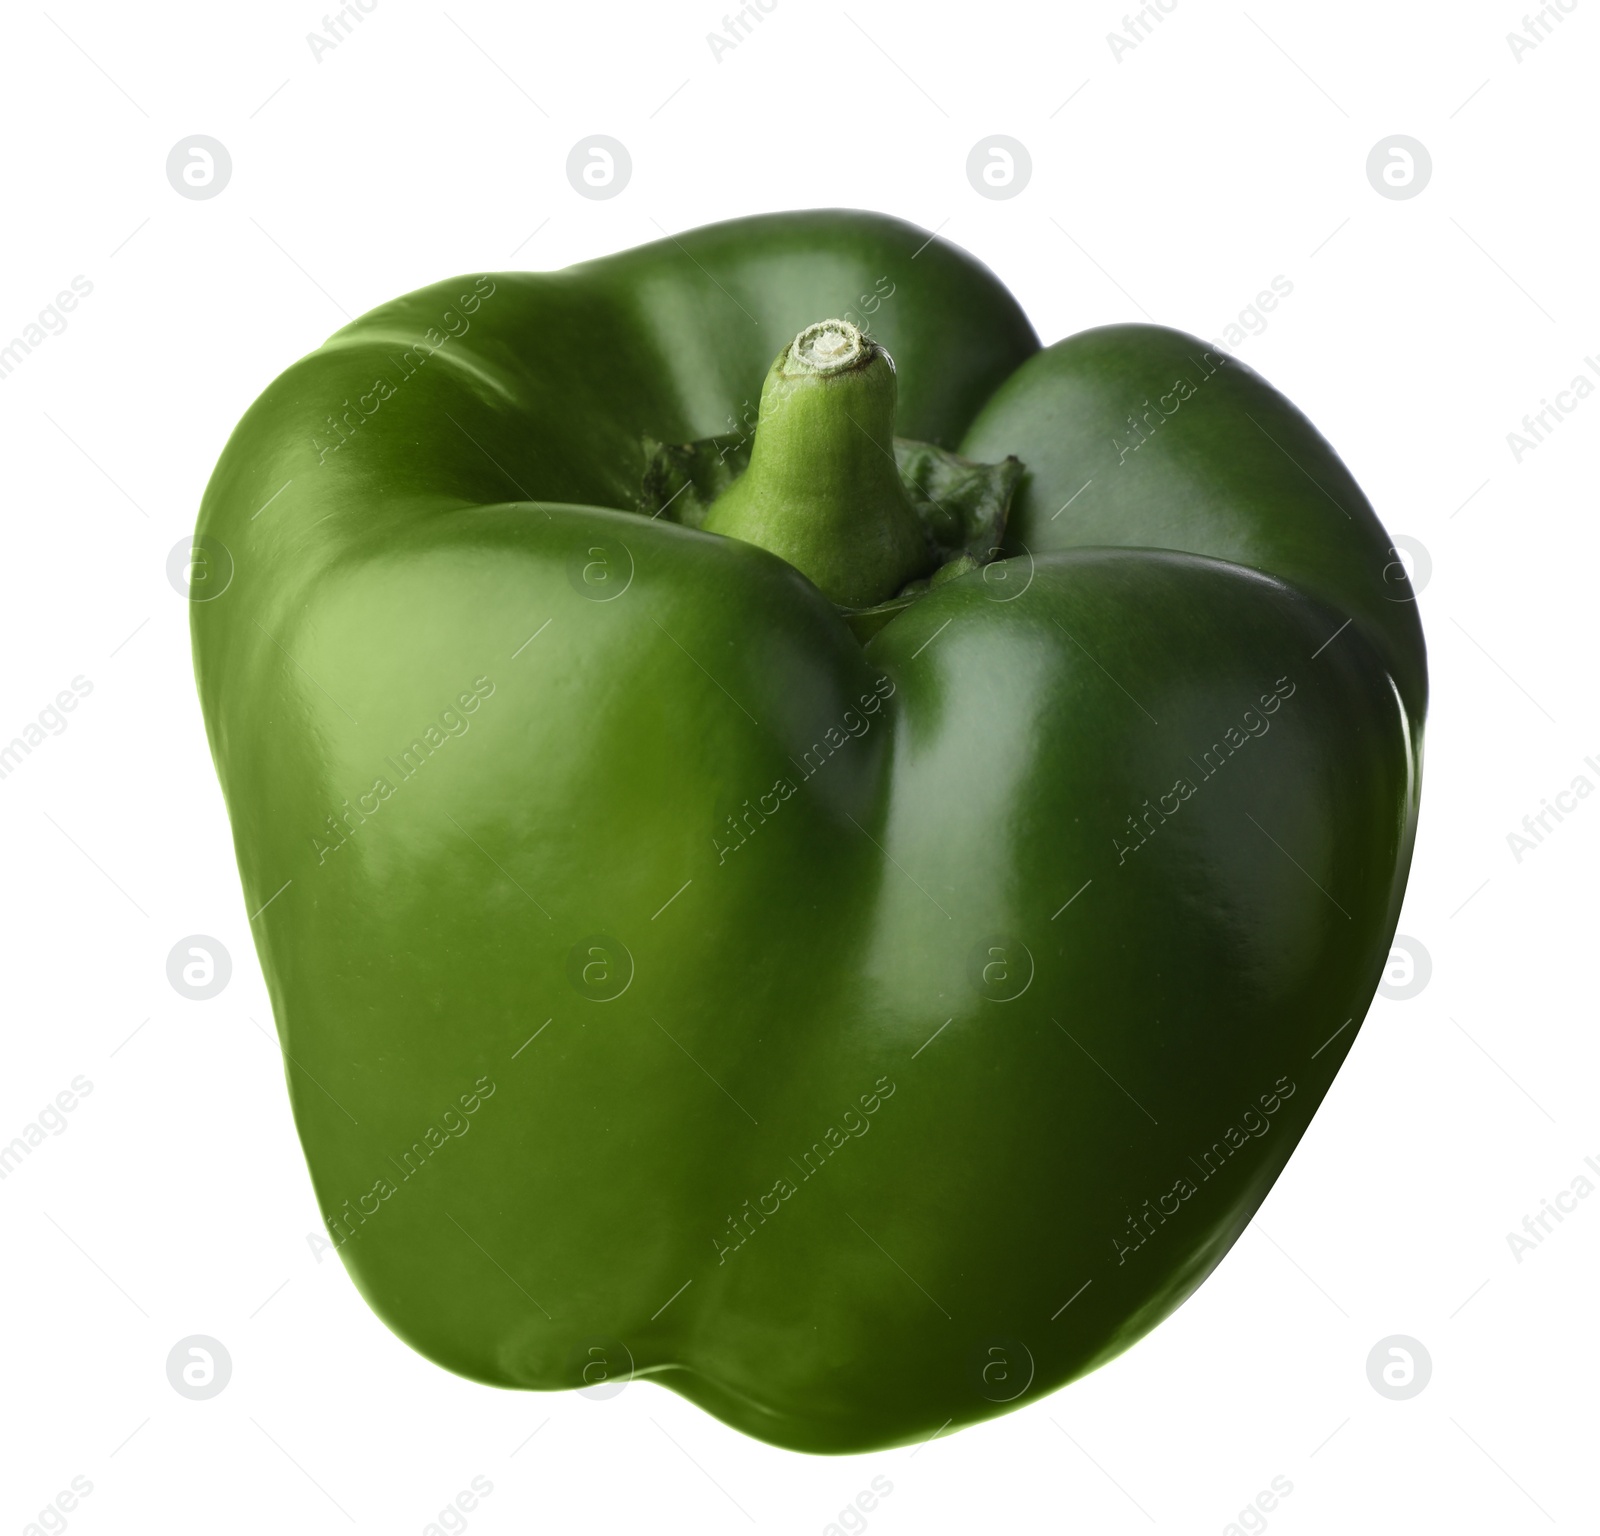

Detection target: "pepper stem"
[702, 320, 933, 607]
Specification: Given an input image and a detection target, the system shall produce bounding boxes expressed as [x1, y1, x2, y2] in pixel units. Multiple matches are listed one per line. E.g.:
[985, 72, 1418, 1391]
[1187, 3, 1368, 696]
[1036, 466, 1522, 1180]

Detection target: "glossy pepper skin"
[192, 210, 1424, 1454]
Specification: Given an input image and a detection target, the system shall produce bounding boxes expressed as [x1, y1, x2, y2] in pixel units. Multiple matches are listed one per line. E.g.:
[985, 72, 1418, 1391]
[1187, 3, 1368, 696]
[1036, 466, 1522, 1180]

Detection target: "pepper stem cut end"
[785, 319, 870, 378]
[701, 320, 931, 608]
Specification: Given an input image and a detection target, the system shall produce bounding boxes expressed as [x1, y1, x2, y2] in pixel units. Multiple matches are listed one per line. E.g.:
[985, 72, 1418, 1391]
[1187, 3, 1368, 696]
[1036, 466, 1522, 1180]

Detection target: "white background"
[2, 1, 1595, 1531]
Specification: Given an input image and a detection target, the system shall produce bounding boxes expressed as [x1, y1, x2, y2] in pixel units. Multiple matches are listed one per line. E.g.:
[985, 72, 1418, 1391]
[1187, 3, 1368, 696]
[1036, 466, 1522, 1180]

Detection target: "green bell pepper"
[192, 210, 1424, 1454]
